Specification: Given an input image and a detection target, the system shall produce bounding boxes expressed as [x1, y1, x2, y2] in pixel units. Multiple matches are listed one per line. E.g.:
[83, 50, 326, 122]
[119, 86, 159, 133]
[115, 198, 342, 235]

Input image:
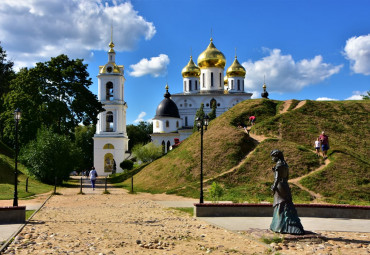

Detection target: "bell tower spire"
[108, 25, 116, 63]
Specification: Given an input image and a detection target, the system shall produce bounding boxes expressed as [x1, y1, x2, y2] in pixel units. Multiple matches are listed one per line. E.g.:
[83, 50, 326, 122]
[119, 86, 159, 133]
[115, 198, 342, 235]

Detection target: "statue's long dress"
[270, 161, 304, 234]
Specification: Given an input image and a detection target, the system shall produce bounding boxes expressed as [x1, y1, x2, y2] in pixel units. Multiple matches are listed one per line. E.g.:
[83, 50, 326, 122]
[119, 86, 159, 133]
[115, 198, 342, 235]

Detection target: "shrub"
[208, 182, 224, 203]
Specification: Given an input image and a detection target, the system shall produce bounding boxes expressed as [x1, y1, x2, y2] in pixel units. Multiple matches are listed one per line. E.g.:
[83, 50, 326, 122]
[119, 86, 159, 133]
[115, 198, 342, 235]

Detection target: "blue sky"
[1, 0, 369, 124]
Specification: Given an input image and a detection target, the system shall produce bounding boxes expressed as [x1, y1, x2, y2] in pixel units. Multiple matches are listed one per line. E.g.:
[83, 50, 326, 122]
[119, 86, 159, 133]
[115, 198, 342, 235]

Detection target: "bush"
[132, 142, 162, 163]
[120, 160, 134, 171]
[208, 182, 224, 203]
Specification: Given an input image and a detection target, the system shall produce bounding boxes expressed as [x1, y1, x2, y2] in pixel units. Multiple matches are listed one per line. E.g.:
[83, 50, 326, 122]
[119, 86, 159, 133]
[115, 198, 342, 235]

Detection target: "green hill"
[123, 99, 370, 205]
[0, 140, 52, 200]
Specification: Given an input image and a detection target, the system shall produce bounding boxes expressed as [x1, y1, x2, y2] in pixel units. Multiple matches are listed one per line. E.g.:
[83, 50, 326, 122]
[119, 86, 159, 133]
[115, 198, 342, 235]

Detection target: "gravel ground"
[2, 186, 268, 254]
[2, 185, 369, 255]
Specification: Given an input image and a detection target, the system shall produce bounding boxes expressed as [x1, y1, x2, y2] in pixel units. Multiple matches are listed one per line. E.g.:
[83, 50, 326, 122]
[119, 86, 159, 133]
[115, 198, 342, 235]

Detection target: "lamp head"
[14, 108, 21, 121]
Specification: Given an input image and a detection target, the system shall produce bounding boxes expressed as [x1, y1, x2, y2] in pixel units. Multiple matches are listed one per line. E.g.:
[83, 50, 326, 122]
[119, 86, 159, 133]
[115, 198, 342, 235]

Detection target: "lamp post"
[13, 108, 21, 207]
[196, 114, 209, 204]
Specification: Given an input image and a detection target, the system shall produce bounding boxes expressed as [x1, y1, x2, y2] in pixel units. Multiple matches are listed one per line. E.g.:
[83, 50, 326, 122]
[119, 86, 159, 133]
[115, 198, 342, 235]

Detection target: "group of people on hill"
[237, 115, 256, 134]
[314, 131, 329, 159]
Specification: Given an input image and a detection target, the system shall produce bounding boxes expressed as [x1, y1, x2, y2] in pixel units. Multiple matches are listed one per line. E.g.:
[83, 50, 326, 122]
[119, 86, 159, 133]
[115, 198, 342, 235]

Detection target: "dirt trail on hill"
[289, 158, 331, 203]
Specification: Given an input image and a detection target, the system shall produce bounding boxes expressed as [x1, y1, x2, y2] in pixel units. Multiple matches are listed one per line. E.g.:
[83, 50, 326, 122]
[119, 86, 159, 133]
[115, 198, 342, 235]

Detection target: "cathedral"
[151, 38, 253, 153]
[93, 38, 130, 176]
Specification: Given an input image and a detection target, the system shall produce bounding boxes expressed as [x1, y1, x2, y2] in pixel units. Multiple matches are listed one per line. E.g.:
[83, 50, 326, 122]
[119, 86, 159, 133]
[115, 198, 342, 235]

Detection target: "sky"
[1, 0, 369, 124]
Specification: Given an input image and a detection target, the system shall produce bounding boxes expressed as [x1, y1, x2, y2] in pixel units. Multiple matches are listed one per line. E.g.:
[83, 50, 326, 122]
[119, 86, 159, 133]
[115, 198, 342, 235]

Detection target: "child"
[314, 137, 321, 157]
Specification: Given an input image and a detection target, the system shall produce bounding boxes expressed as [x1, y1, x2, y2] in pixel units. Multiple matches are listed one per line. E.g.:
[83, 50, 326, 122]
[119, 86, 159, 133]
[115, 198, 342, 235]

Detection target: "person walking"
[89, 167, 98, 190]
[314, 137, 321, 157]
[319, 131, 329, 159]
[249, 116, 256, 126]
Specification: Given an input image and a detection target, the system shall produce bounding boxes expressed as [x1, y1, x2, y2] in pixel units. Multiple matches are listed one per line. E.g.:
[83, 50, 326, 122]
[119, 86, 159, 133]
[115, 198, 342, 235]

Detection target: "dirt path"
[289, 158, 331, 203]
[2, 185, 269, 254]
[280, 99, 293, 114]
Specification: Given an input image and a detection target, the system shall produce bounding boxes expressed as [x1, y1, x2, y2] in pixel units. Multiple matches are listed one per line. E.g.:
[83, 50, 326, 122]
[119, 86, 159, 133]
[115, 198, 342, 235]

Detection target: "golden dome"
[263, 83, 266, 89]
[197, 38, 226, 69]
[226, 56, 246, 77]
[224, 75, 228, 86]
[182, 56, 200, 78]
[99, 63, 123, 74]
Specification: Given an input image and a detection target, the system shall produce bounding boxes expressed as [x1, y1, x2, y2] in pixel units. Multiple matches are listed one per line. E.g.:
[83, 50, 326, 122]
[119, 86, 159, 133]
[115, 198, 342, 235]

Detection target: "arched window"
[106, 111, 114, 132]
[103, 143, 114, 149]
[219, 73, 222, 87]
[185, 116, 188, 126]
[184, 81, 186, 91]
[211, 72, 214, 87]
[167, 141, 171, 152]
[156, 121, 159, 128]
[189, 80, 192, 91]
[176, 121, 179, 128]
[231, 80, 234, 89]
[195, 80, 198, 90]
[166, 120, 169, 128]
[242, 80, 244, 91]
[237, 80, 240, 90]
[162, 141, 165, 154]
[106, 82, 114, 100]
[202, 73, 205, 87]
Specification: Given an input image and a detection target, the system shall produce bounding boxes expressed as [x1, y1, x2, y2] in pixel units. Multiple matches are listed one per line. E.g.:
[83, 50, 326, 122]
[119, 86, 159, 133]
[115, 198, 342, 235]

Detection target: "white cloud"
[345, 91, 365, 100]
[129, 54, 170, 77]
[134, 112, 147, 123]
[242, 49, 343, 94]
[316, 97, 338, 101]
[0, 0, 156, 69]
[343, 34, 370, 75]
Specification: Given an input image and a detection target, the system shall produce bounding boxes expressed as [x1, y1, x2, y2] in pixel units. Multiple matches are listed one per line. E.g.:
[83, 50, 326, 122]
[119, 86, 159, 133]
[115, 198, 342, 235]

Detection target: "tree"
[132, 142, 162, 163]
[1, 55, 103, 146]
[362, 91, 370, 100]
[120, 160, 134, 171]
[193, 103, 205, 131]
[0, 43, 15, 140]
[20, 127, 82, 184]
[208, 101, 217, 121]
[74, 125, 96, 171]
[127, 121, 153, 150]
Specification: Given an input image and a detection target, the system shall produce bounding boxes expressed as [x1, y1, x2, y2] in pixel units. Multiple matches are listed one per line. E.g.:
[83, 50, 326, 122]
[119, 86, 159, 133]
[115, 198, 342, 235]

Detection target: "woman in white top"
[89, 167, 98, 190]
[314, 137, 321, 157]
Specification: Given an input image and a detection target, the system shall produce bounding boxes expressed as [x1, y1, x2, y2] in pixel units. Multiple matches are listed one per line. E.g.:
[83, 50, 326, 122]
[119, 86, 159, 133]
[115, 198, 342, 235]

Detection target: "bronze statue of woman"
[270, 149, 304, 234]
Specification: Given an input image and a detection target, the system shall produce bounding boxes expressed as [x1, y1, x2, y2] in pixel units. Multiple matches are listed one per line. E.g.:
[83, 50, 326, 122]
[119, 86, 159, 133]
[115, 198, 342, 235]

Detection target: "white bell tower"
[93, 31, 129, 176]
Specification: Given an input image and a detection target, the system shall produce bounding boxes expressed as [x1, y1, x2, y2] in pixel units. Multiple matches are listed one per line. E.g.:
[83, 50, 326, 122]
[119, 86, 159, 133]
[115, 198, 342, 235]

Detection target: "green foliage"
[132, 142, 162, 163]
[208, 182, 224, 203]
[120, 160, 134, 171]
[127, 121, 152, 150]
[74, 125, 95, 171]
[193, 103, 205, 131]
[110, 163, 148, 184]
[208, 101, 217, 121]
[20, 127, 82, 185]
[1, 54, 103, 147]
[362, 91, 370, 100]
[261, 235, 283, 244]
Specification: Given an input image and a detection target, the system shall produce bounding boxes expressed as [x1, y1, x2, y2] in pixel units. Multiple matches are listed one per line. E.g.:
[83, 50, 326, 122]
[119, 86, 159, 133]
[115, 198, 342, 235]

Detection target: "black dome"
[155, 88, 180, 118]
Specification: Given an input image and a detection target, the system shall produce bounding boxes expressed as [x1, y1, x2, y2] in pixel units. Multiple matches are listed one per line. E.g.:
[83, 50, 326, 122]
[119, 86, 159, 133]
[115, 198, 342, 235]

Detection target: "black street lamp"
[196, 114, 209, 204]
[13, 108, 21, 207]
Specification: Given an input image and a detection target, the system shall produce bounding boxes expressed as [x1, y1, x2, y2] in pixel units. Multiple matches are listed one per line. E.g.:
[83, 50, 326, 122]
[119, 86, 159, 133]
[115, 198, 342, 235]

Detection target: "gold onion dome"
[226, 56, 246, 77]
[197, 38, 226, 69]
[182, 56, 200, 78]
